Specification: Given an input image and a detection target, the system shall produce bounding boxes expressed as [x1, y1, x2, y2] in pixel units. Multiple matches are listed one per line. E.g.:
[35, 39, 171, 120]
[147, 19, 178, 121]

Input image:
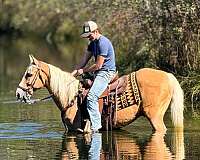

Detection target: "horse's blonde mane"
[48, 64, 79, 108]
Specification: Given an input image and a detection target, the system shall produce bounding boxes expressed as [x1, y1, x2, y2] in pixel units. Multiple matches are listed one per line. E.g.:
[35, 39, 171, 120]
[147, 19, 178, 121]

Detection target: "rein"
[32, 94, 53, 103]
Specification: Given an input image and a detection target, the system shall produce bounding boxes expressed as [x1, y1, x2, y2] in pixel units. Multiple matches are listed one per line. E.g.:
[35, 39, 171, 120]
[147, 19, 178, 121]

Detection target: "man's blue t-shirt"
[87, 35, 116, 71]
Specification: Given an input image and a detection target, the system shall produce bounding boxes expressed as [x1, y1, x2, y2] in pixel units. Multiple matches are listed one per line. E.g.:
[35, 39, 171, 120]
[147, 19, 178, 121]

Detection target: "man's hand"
[71, 70, 78, 76]
[77, 69, 84, 75]
[71, 69, 84, 76]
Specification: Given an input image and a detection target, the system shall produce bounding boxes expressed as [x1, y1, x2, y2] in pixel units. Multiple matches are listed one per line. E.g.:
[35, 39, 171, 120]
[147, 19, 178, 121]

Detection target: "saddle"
[78, 71, 141, 131]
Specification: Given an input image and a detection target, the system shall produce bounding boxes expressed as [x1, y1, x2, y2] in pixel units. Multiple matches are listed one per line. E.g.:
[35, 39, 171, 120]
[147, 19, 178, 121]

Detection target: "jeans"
[87, 70, 115, 131]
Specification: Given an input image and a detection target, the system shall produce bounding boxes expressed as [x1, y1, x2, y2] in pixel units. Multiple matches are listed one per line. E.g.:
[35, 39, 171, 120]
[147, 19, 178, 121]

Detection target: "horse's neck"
[47, 64, 79, 109]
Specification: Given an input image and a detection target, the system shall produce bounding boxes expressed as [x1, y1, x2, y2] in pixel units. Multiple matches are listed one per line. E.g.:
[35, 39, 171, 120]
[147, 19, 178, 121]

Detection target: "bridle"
[18, 64, 47, 94]
[18, 63, 79, 111]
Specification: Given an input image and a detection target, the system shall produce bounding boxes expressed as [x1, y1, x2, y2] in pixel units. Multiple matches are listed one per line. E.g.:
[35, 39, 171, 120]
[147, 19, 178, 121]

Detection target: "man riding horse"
[15, 22, 184, 134]
[71, 21, 116, 133]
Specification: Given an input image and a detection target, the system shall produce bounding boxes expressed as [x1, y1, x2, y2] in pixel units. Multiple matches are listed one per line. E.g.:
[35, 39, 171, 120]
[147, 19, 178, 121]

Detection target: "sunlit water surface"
[0, 36, 200, 160]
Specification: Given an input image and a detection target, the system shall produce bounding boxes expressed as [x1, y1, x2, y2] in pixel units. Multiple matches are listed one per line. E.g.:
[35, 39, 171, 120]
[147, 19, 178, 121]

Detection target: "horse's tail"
[167, 73, 184, 129]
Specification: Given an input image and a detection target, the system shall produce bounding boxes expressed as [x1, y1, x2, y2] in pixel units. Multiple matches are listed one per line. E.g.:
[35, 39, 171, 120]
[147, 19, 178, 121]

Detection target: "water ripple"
[0, 122, 62, 140]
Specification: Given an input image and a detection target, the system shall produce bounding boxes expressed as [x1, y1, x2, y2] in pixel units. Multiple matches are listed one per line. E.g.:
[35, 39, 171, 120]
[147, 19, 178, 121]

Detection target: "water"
[0, 36, 200, 160]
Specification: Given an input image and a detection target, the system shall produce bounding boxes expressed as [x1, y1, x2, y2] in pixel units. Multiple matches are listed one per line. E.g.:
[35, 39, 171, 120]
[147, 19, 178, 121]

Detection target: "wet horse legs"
[145, 97, 171, 133]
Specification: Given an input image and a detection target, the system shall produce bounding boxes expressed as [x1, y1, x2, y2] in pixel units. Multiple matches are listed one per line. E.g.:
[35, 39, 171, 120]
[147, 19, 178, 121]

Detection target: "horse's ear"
[29, 54, 34, 64]
[29, 54, 39, 66]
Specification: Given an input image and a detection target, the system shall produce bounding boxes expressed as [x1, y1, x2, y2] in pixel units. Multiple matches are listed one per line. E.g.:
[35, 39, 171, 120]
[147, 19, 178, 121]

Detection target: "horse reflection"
[59, 133, 101, 160]
[59, 134, 80, 160]
[144, 133, 173, 160]
[57, 130, 184, 160]
[101, 131, 141, 159]
[171, 129, 185, 160]
[144, 130, 185, 160]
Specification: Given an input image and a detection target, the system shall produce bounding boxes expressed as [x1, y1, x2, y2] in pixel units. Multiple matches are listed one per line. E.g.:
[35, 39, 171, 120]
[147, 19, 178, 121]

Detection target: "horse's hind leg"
[148, 114, 167, 133]
[145, 98, 171, 133]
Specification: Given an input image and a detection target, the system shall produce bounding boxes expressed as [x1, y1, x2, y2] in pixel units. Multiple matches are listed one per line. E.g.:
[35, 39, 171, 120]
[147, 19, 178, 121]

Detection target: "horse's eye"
[25, 73, 32, 78]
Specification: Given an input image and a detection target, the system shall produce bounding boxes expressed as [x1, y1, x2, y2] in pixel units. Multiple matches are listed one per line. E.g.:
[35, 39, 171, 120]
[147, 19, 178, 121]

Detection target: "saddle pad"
[116, 72, 141, 111]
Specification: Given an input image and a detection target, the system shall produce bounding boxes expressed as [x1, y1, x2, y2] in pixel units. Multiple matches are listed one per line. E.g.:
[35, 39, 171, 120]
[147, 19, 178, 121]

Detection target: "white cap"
[81, 21, 98, 38]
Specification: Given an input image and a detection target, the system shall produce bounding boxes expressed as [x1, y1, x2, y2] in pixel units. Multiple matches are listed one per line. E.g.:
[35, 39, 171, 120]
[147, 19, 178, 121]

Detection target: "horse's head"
[16, 55, 81, 131]
[16, 55, 49, 103]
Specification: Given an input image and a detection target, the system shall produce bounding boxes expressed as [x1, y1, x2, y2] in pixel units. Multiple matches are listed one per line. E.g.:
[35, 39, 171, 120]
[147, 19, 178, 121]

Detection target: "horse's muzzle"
[16, 87, 32, 103]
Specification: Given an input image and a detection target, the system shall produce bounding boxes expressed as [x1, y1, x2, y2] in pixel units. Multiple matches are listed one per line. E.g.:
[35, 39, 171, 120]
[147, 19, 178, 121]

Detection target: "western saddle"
[78, 71, 141, 131]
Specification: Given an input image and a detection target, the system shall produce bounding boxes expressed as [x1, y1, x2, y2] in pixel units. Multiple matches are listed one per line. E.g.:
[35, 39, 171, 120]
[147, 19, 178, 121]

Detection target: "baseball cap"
[81, 21, 98, 38]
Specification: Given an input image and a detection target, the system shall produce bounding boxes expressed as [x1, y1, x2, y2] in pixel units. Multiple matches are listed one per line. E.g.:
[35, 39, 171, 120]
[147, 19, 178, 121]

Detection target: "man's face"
[87, 30, 97, 41]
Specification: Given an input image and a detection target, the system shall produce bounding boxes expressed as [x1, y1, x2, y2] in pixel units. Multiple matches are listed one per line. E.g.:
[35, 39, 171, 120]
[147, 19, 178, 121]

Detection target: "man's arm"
[75, 49, 92, 69]
[71, 49, 92, 76]
[83, 55, 105, 73]
[72, 55, 105, 76]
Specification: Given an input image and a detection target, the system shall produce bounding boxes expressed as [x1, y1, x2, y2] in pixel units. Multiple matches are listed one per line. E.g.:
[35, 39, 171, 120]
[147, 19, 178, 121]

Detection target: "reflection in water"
[60, 134, 89, 160]
[60, 135, 79, 159]
[102, 131, 141, 159]
[144, 133, 173, 160]
[172, 129, 185, 160]
[0, 122, 61, 139]
[60, 133, 102, 160]
[88, 133, 102, 160]
[58, 130, 185, 160]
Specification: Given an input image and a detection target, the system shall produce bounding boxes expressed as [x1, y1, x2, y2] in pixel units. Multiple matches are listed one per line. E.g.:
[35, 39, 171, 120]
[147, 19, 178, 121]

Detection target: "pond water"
[0, 36, 200, 160]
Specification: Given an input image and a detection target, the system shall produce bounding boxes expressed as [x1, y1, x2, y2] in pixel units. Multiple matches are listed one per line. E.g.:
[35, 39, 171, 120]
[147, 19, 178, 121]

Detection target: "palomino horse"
[16, 55, 184, 133]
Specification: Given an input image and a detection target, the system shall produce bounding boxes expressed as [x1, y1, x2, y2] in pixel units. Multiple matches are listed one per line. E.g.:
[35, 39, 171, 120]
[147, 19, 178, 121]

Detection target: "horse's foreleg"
[61, 112, 68, 132]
